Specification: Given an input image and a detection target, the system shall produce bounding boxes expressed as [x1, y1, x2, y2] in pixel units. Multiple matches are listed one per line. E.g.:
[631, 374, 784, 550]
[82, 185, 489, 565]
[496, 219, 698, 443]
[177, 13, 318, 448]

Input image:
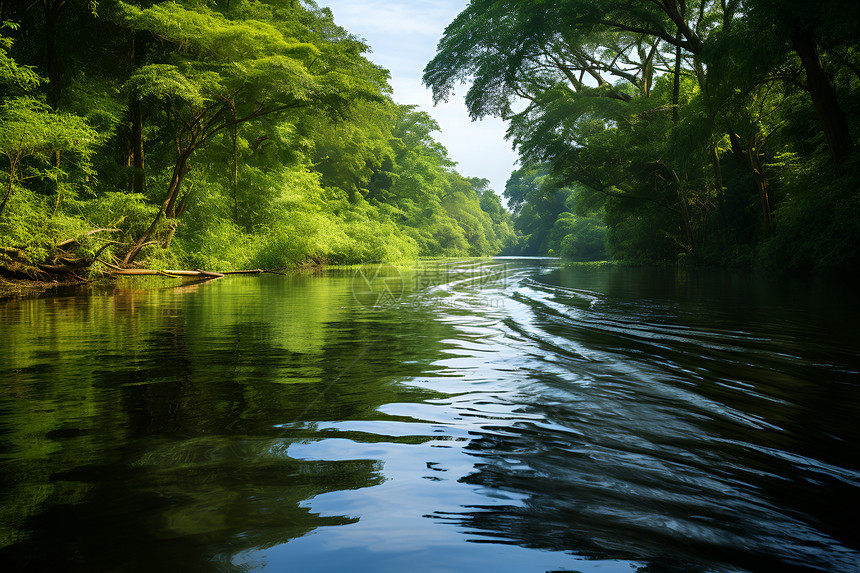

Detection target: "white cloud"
[324, 0, 457, 37]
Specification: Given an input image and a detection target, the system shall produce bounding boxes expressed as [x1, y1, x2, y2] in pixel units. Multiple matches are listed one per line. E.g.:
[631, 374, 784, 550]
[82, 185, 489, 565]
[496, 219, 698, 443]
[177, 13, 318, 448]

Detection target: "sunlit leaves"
[0, 24, 41, 95]
[120, 1, 311, 60]
[125, 63, 208, 106]
[0, 0, 518, 271]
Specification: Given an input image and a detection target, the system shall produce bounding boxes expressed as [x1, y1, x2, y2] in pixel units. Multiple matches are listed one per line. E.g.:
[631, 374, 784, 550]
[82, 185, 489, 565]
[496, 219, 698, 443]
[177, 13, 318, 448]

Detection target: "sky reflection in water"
[1, 261, 858, 573]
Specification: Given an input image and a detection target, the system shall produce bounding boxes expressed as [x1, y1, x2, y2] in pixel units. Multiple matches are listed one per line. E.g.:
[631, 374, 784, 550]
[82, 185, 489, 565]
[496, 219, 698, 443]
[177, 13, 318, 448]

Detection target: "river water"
[0, 259, 858, 572]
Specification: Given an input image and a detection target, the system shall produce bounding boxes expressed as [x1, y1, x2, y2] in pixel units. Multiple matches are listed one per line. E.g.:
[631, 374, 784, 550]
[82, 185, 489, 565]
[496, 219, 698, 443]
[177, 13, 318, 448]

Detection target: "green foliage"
[0, 23, 41, 95]
[503, 165, 606, 259]
[757, 159, 860, 273]
[0, 1, 516, 274]
[551, 212, 608, 260]
[0, 26, 100, 257]
[430, 0, 860, 272]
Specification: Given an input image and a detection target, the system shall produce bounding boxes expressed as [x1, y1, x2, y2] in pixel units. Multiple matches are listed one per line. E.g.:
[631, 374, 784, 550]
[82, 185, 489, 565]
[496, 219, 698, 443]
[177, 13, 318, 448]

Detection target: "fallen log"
[57, 228, 120, 249]
[190, 269, 225, 278]
[38, 263, 77, 274]
[111, 269, 225, 278]
[223, 268, 287, 276]
[0, 246, 27, 259]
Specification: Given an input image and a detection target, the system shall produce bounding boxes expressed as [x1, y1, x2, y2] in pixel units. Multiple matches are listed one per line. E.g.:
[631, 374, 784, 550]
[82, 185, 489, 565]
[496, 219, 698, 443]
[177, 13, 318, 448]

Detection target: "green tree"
[0, 25, 96, 249]
[426, 0, 859, 270]
[739, 0, 857, 171]
[1, 1, 519, 276]
[117, 0, 387, 263]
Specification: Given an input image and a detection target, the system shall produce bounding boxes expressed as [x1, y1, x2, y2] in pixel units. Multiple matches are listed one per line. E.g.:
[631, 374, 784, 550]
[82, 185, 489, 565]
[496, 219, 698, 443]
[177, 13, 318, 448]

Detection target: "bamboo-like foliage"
[0, 1, 516, 276]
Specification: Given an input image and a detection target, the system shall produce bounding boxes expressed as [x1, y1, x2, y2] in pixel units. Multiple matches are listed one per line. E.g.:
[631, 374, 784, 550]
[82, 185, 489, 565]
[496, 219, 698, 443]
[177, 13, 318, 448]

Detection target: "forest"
[427, 0, 860, 272]
[0, 0, 515, 280]
[1, 0, 858, 279]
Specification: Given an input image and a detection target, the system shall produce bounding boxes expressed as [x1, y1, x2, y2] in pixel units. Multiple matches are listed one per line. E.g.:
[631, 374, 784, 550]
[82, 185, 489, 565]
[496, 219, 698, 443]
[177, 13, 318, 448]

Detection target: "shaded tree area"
[503, 165, 607, 259]
[0, 0, 515, 279]
[425, 0, 860, 272]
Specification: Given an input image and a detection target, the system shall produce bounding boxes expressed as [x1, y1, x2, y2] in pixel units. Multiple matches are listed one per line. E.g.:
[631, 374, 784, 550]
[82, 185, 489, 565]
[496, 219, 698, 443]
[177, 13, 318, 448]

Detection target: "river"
[0, 259, 858, 572]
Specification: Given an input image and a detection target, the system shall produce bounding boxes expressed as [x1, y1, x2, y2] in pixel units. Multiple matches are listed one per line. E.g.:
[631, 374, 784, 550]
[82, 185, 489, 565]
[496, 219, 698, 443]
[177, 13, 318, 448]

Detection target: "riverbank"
[0, 276, 88, 300]
[0, 262, 321, 302]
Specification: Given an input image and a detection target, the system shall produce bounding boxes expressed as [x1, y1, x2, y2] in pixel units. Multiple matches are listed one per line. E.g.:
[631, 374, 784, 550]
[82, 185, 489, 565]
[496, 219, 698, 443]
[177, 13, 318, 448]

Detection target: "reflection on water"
[0, 262, 858, 572]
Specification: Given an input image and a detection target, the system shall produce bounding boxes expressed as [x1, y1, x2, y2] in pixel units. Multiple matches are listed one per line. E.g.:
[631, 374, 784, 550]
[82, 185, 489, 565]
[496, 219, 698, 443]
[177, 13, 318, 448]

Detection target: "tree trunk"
[165, 154, 192, 219]
[123, 206, 163, 265]
[231, 115, 239, 223]
[41, 0, 64, 108]
[162, 222, 178, 250]
[713, 147, 724, 200]
[748, 138, 772, 227]
[164, 182, 195, 250]
[176, 184, 194, 219]
[637, 40, 657, 97]
[124, 150, 193, 264]
[1, 170, 14, 218]
[641, 58, 652, 96]
[663, 0, 702, 54]
[161, 159, 192, 249]
[729, 132, 772, 228]
[1, 144, 24, 219]
[729, 132, 745, 165]
[130, 97, 145, 195]
[672, 35, 682, 124]
[791, 27, 853, 172]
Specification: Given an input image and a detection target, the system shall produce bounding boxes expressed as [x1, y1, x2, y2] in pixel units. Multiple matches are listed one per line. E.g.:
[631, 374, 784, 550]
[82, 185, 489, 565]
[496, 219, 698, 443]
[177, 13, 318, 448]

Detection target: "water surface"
[1, 260, 858, 572]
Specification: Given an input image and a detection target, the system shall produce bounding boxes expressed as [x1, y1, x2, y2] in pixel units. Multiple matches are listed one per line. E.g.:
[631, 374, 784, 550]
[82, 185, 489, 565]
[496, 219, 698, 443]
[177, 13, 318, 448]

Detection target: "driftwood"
[111, 267, 288, 279]
[3, 233, 289, 286]
[2, 231, 126, 282]
[1, 244, 90, 283]
[112, 269, 225, 279]
[0, 246, 27, 257]
[56, 228, 119, 249]
[224, 268, 288, 276]
[1, 246, 52, 280]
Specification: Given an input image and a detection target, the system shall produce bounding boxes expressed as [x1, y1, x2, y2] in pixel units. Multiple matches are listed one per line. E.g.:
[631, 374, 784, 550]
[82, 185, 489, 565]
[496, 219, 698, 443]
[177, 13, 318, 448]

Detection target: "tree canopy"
[425, 0, 860, 272]
[0, 0, 516, 278]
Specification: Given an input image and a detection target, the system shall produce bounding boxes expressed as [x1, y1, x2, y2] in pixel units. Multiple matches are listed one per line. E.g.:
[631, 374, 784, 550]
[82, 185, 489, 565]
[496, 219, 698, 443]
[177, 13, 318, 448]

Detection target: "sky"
[319, 0, 519, 197]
